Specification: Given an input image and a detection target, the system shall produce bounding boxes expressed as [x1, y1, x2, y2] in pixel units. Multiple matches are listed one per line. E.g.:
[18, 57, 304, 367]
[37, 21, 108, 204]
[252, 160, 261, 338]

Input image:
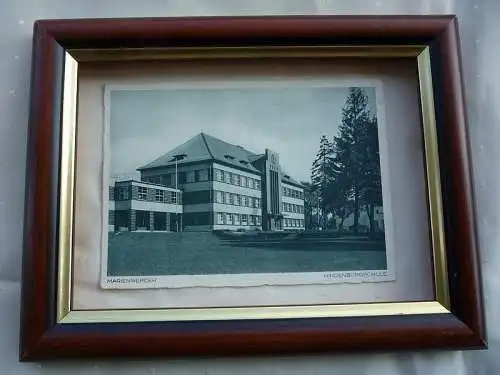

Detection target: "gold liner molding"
[57, 45, 450, 324]
[69, 45, 426, 62]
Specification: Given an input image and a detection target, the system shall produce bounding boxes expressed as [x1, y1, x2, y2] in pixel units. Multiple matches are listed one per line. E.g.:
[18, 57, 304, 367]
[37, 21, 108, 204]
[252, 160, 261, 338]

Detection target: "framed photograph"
[20, 15, 486, 360]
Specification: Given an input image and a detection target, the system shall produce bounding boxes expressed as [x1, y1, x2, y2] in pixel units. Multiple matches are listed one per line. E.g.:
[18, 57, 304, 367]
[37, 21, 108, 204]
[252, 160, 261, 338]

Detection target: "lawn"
[107, 231, 387, 276]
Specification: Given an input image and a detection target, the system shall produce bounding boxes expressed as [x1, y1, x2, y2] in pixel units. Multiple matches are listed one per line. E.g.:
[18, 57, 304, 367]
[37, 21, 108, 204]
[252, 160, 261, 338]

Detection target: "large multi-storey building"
[109, 133, 305, 232]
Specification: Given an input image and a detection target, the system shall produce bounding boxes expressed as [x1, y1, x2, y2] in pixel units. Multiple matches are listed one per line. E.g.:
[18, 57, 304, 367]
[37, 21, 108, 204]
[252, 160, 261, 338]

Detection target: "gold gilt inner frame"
[20, 15, 486, 361]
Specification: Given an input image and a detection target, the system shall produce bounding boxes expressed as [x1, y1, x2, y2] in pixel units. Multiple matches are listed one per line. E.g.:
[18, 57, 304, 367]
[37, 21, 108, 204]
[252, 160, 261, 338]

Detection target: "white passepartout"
[72, 59, 433, 310]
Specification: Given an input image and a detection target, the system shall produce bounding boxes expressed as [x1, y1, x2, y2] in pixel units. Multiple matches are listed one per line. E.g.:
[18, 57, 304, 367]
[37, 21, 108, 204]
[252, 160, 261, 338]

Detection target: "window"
[230, 193, 236, 205]
[198, 169, 208, 181]
[236, 194, 241, 206]
[224, 171, 231, 184]
[224, 192, 231, 204]
[232, 173, 239, 185]
[249, 215, 256, 225]
[215, 191, 223, 203]
[155, 189, 164, 202]
[227, 213, 233, 225]
[138, 186, 147, 200]
[186, 171, 196, 183]
[248, 178, 254, 189]
[255, 198, 260, 208]
[240, 176, 247, 187]
[170, 191, 177, 204]
[178, 172, 186, 184]
[118, 187, 128, 200]
[234, 214, 240, 225]
[241, 214, 248, 225]
[161, 174, 171, 186]
[300, 219, 304, 227]
[215, 169, 223, 182]
[255, 180, 261, 189]
[256, 216, 261, 225]
[217, 213, 224, 224]
[241, 196, 247, 207]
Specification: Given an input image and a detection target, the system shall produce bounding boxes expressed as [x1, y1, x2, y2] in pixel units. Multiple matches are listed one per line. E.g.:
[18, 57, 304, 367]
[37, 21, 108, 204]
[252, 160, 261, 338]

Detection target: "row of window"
[143, 169, 210, 186]
[216, 212, 262, 226]
[142, 168, 262, 190]
[115, 186, 180, 204]
[282, 186, 304, 200]
[214, 168, 261, 190]
[282, 202, 304, 214]
[283, 218, 305, 228]
[214, 190, 261, 208]
[140, 187, 179, 204]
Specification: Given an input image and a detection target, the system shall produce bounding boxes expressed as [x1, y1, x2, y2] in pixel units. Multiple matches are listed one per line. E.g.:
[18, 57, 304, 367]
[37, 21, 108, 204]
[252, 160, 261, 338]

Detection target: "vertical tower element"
[263, 149, 283, 231]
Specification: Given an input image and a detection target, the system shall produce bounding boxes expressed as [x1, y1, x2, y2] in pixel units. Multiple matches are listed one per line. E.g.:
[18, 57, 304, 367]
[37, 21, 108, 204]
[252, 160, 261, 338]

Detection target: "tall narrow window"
[215, 191, 223, 203]
[217, 213, 224, 224]
[138, 186, 148, 200]
[215, 169, 223, 182]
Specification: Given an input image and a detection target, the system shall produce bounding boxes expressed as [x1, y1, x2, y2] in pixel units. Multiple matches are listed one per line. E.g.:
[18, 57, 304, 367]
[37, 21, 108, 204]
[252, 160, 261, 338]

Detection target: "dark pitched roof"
[137, 133, 261, 174]
[280, 169, 303, 188]
[138, 133, 305, 188]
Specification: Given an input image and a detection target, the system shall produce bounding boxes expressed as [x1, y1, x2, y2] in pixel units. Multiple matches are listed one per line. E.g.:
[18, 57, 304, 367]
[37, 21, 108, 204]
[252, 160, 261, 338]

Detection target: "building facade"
[110, 133, 305, 232]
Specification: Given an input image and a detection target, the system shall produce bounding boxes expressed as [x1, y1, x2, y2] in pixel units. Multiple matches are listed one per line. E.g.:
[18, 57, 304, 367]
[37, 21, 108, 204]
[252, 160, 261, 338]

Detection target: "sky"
[109, 86, 377, 183]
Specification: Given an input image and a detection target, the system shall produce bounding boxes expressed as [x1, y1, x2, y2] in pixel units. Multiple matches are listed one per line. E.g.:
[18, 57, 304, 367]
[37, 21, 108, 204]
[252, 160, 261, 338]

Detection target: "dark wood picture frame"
[20, 15, 486, 361]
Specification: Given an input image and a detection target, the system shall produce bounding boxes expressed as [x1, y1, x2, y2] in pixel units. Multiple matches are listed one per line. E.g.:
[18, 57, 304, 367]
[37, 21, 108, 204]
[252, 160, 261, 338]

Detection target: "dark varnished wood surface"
[20, 15, 486, 360]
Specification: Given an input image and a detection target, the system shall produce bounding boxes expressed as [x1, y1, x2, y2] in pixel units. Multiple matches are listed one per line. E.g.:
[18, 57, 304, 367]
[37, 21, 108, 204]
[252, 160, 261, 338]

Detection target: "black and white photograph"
[102, 81, 394, 289]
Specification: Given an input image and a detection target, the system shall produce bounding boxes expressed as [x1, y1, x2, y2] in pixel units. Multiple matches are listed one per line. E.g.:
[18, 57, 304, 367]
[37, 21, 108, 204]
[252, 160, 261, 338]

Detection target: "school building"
[108, 133, 305, 232]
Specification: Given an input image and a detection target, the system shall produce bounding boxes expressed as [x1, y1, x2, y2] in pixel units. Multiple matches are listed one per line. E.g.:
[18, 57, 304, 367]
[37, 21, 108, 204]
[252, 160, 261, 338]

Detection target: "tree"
[358, 115, 383, 235]
[333, 87, 372, 235]
[311, 135, 334, 229]
[301, 181, 320, 230]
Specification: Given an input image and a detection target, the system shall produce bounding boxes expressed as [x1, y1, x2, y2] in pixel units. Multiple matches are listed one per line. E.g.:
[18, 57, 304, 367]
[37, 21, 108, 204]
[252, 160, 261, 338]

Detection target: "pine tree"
[333, 87, 372, 235]
[311, 135, 334, 229]
[359, 115, 383, 235]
